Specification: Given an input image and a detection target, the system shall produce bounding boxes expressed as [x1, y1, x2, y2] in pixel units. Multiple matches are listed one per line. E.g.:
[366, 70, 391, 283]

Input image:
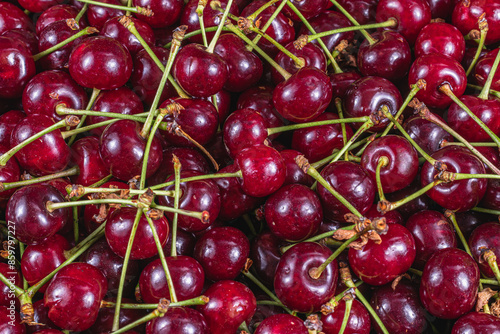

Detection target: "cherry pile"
[1, 0, 500, 333]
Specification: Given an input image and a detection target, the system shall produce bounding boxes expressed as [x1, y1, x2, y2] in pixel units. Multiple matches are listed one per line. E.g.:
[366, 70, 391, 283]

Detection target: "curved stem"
[478, 46, 500, 100]
[310, 235, 358, 279]
[171, 155, 181, 257]
[307, 19, 396, 43]
[466, 17, 488, 77]
[74, 3, 88, 25]
[380, 180, 442, 213]
[206, 0, 234, 53]
[483, 250, 500, 285]
[339, 298, 353, 334]
[328, 0, 377, 44]
[0, 165, 79, 192]
[375, 156, 389, 201]
[248, 0, 288, 52]
[267, 117, 369, 136]
[33, 26, 98, 61]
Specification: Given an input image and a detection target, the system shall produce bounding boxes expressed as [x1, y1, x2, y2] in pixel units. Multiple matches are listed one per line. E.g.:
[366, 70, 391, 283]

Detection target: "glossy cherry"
[474, 49, 500, 92]
[279, 149, 314, 187]
[86, 0, 125, 30]
[250, 231, 283, 288]
[414, 22, 465, 62]
[282, 0, 330, 20]
[322, 299, 371, 334]
[18, 0, 64, 13]
[146, 307, 209, 334]
[100, 16, 155, 56]
[452, 0, 500, 45]
[0, 263, 21, 308]
[0, 2, 34, 35]
[329, 71, 362, 100]
[254, 313, 308, 334]
[403, 113, 453, 156]
[0, 306, 25, 334]
[0, 36, 36, 99]
[468, 222, 500, 278]
[335, 0, 377, 24]
[223, 108, 268, 158]
[1, 28, 38, 55]
[28, 300, 59, 333]
[364, 203, 404, 225]
[0, 145, 21, 202]
[35, 4, 87, 35]
[452, 312, 500, 334]
[133, 0, 183, 28]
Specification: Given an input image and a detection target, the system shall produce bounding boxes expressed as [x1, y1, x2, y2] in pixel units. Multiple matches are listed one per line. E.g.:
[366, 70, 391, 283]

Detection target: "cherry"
[193, 226, 249, 281]
[28, 300, 59, 333]
[318, 161, 376, 222]
[349, 223, 416, 285]
[223, 108, 268, 159]
[452, 0, 500, 45]
[468, 222, 500, 278]
[35, 4, 87, 35]
[282, 0, 330, 21]
[254, 313, 308, 334]
[322, 299, 371, 334]
[364, 203, 404, 225]
[22, 70, 88, 121]
[474, 49, 500, 92]
[86, 0, 125, 30]
[0, 306, 25, 334]
[133, 0, 183, 28]
[0, 2, 34, 35]
[0, 111, 25, 148]
[343, 76, 403, 132]
[146, 307, 209, 334]
[280, 149, 314, 187]
[420, 248, 480, 319]
[196, 280, 256, 334]
[403, 113, 453, 156]
[6, 184, 71, 244]
[199, 89, 232, 125]
[370, 280, 428, 334]
[329, 71, 362, 100]
[375, 0, 432, 45]
[86, 297, 147, 333]
[426, 0, 456, 19]
[455, 210, 491, 239]
[273, 67, 333, 123]
[420, 145, 487, 212]
[99, 119, 163, 182]
[414, 22, 465, 62]
[18, 0, 64, 13]
[44, 262, 108, 331]
[275, 242, 338, 313]
[69, 36, 133, 90]
[0, 263, 21, 307]
[452, 312, 500, 334]
[0, 145, 21, 202]
[105, 207, 169, 260]
[1, 29, 39, 55]
[264, 184, 322, 242]
[335, 0, 378, 25]
[250, 231, 283, 288]
[357, 30, 412, 82]
[162, 225, 197, 257]
[0, 36, 36, 99]
[100, 16, 155, 56]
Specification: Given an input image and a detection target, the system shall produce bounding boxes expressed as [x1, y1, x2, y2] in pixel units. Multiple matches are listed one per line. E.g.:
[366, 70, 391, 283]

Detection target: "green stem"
[468, 84, 500, 99]
[56, 104, 147, 122]
[33, 26, 98, 61]
[335, 99, 349, 161]
[110, 307, 165, 334]
[139, 109, 167, 190]
[375, 156, 389, 201]
[246, 0, 279, 21]
[446, 211, 472, 256]
[74, 3, 88, 25]
[47, 198, 137, 211]
[75, 0, 152, 15]
[206, 0, 234, 53]
[241, 270, 293, 314]
[74, 186, 174, 198]
[171, 155, 181, 257]
[307, 19, 396, 43]
[484, 250, 500, 285]
[68, 87, 100, 146]
[0, 165, 79, 192]
[481, 279, 500, 286]
[18, 242, 28, 290]
[310, 235, 359, 279]
[196, 0, 208, 47]
[72, 206, 79, 244]
[280, 225, 356, 254]
[478, 46, 500, 99]
[472, 207, 500, 215]
[267, 117, 370, 136]
[149, 170, 242, 190]
[380, 180, 441, 213]
[164, 26, 227, 48]
[466, 19, 488, 77]
[151, 204, 207, 221]
[328, 0, 377, 44]
[248, 0, 288, 52]
[329, 120, 374, 164]
[339, 298, 353, 334]
[101, 295, 208, 309]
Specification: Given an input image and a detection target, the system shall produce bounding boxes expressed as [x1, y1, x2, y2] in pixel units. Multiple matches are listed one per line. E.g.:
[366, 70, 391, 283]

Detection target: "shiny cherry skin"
[100, 16, 155, 56]
[275, 242, 338, 313]
[0, 145, 21, 202]
[364, 203, 404, 225]
[273, 67, 333, 123]
[322, 299, 371, 334]
[329, 71, 362, 100]
[280, 149, 314, 186]
[139, 256, 204, 302]
[344, 76, 403, 132]
[85, 297, 147, 333]
[18, 0, 64, 13]
[318, 161, 376, 222]
[264, 184, 322, 242]
[44, 263, 107, 331]
[426, 0, 456, 19]
[420, 248, 480, 319]
[22, 70, 88, 121]
[0, 306, 25, 334]
[0, 36, 36, 99]
[375, 0, 431, 45]
[282, 0, 330, 20]
[199, 89, 232, 125]
[214, 33, 263, 92]
[35, 4, 87, 35]
[0, 110, 24, 148]
[404, 113, 453, 155]
[250, 231, 283, 288]
[105, 207, 169, 260]
[21, 234, 69, 292]
[162, 225, 197, 257]
[408, 53, 467, 110]
[455, 210, 491, 239]
[196, 280, 256, 334]
[254, 313, 308, 334]
[452, 312, 500, 334]
[468, 222, 500, 278]
[1, 28, 38, 55]
[370, 280, 428, 334]
[452, 0, 500, 45]
[6, 184, 71, 245]
[146, 307, 209, 334]
[349, 223, 416, 285]
[361, 135, 419, 193]
[335, 0, 377, 24]
[357, 30, 412, 82]
[133, 0, 183, 28]
[420, 145, 487, 212]
[159, 170, 220, 232]
[474, 49, 500, 92]
[0, 263, 21, 308]
[99, 119, 163, 181]
[193, 226, 250, 281]
[415, 22, 465, 62]
[86, 0, 125, 30]
[223, 108, 268, 159]
[405, 210, 457, 269]
[69, 36, 133, 90]
[28, 300, 59, 333]
[173, 43, 228, 97]
[235, 145, 286, 197]
[0, 2, 34, 35]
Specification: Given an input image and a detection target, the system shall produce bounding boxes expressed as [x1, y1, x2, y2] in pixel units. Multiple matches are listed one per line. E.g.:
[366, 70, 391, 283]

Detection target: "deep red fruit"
[146, 307, 209, 333]
[0, 36, 36, 99]
[223, 108, 268, 159]
[452, 312, 500, 334]
[85, 0, 124, 30]
[468, 222, 500, 278]
[452, 0, 500, 45]
[35, 4, 87, 35]
[0, 306, 26, 334]
[100, 16, 155, 56]
[70, 136, 109, 187]
[0, 2, 34, 35]
[322, 299, 371, 334]
[414, 22, 465, 61]
[133, 0, 183, 28]
[254, 314, 308, 334]
[0, 263, 21, 308]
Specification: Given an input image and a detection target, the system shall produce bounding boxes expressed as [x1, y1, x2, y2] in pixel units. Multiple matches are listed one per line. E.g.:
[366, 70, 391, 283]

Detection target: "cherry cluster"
[1, 0, 500, 333]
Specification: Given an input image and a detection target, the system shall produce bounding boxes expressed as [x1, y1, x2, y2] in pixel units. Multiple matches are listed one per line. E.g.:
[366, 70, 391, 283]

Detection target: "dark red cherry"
[85, 297, 147, 333]
[223, 108, 268, 159]
[405, 210, 457, 269]
[44, 263, 107, 331]
[6, 184, 71, 245]
[0, 36, 36, 99]
[162, 225, 197, 257]
[139, 256, 204, 302]
[280, 149, 314, 186]
[361, 135, 419, 193]
[133, 0, 183, 28]
[146, 307, 209, 334]
[275, 242, 338, 313]
[420, 248, 480, 319]
[318, 161, 376, 222]
[0, 2, 34, 35]
[0, 306, 25, 334]
[18, 0, 64, 13]
[196, 280, 256, 334]
[100, 16, 155, 56]
[357, 30, 412, 82]
[69, 36, 133, 90]
[322, 299, 371, 334]
[0, 145, 21, 201]
[273, 67, 333, 123]
[199, 89, 232, 125]
[22, 70, 88, 121]
[420, 145, 487, 212]
[282, 0, 330, 20]
[455, 210, 491, 239]
[86, 0, 125, 30]
[1, 28, 38, 55]
[408, 53, 467, 110]
[349, 223, 416, 285]
[474, 49, 500, 92]
[375, 0, 432, 45]
[214, 33, 263, 92]
[254, 313, 308, 334]
[452, 0, 500, 45]
[264, 184, 322, 242]
[193, 226, 250, 281]
[235, 145, 286, 197]
[364, 203, 404, 225]
[173, 43, 228, 97]
[99, 119, 163, 182]
[335, 0, 378, 25]
[105, 207, 169, 260]
[426, 0, 456, 19]
[468, 222, 500, 278]
[452, 312, 500, 334]
[415, 22, 465, 62]
[370, 280, 428, 334]
[403, 113, 453, 156]
[329, 71, 362, 100]
[35, 4, 87, 35]
[0, 263, 21, 308]
[344, 76, 403, 132]
[250, 231, 283, 288]
[28, 300, 58, 333]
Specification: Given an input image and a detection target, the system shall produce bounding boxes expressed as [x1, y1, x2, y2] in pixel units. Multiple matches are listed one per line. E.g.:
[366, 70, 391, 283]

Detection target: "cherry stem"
[56, 104, 147, 122]
[267, 116, 370, 136]
[445, 210, 473, 256]
[46, 198, 138, 211]
[483, 250, 500, 285]
[468, 84, 500, 99]
[378, 180, 442, 214]
[18, 242, 28, 290]
[164, 26, 228, 48]
[74, 3, 88, 26]
[333, 280, 363, 303]
[151, 203, 208, 222]
[307, 19, 397, 44]
[0, 116, 79, 167]
[206, 0, 234, 53]
[126, 0, 132, 16]
[328, 0, 376, 45]
[478, 47, 500, 99]
[481, 279, 500, 286]
[101, 296, 208, 309]
[408, 268, 423, 276]
[196, 0, 209, 47]
[171, 155, 181, 257]
[0, 165, 79, 192]
[143, 209, 178, 303]
[111, 300, 170, 334]
[375, 156, 389, 201]
[280, 225, 356, 254]
[246, 0, 279, 21]
[329, 119, 374, 164]
[68, 87, 100, 146]
[32, 25, 98, 61]
[466, 16, 488, 77]
[241, 269, 293, 314]
[472, 206, 500, 215]
[75, 0, 153, 16]
[225, 22, 291, 80]
[339, 297, 353, 334]
[69, 185, 174, 198]
[149, 170, 242, 190]
[335, 99, 349, 161]
[248, 0, 288, 52]
[0, 272, 23, 297]
[310, 234, 359, 280]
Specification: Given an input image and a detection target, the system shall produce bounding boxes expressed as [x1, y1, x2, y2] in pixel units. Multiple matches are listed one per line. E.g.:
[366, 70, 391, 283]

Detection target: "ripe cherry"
[146, 307, 209, 334]
[0, 2, 34, 35]
[100, 16, 155, 56]
[254, 313, 309, 334]
[86, 0, 124, 30]
[452, 312, 500, 334]
[403, 113, 453, 156]
[452, 0, 500, 45]
[468, 222, 500, 278]
[322, 299, 371, 334]
[0, 36, 36, 99]
[133, 0, 183, 28]
[35, 4, 87, 34]
[223, 108, 268, 159]
[414, 22, 465, 62]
